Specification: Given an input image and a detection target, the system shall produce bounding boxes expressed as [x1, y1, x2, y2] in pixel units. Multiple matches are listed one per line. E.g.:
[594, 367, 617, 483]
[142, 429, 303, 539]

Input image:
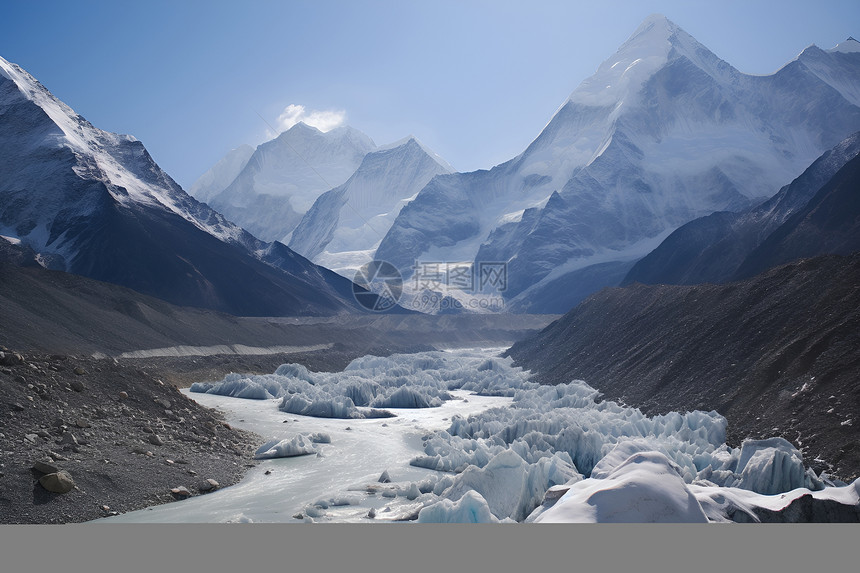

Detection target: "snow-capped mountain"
[189, 144, 255, 204]
[375, 16, 860, 313]
[623, 131, 860, 286]
[200, 122, 376, 242]
[288, 136, 453, 277]
[0, 55, 386, 316]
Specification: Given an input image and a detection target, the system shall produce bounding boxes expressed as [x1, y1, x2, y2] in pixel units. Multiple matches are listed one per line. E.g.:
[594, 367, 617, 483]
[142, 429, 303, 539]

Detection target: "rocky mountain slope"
[733, 153, 860, 280]
[0, 347, 261, 524]
[1, 239, 554, 366]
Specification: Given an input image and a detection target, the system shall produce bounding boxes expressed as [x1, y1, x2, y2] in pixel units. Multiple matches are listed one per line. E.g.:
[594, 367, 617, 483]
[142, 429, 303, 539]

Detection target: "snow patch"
[0, 234, 21, 245]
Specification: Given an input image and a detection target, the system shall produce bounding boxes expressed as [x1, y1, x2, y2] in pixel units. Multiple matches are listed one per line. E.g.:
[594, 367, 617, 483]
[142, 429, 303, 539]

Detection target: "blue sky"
[2, 0, 857, 188]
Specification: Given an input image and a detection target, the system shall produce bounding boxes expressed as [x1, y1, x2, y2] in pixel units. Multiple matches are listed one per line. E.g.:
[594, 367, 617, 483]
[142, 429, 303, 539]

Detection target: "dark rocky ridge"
[506, 253, 860, 482]
[734, 153, 860, 280]
[0, 349, 260, 524]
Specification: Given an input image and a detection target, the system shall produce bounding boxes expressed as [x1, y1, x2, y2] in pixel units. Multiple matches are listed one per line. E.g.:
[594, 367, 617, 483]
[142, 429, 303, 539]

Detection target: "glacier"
[254, 434, 320, 459]
[179, 348, 858, 523]
[530, 451, 710, 523]
[191, 350, 526, 418]
[416, 490, 499, 523]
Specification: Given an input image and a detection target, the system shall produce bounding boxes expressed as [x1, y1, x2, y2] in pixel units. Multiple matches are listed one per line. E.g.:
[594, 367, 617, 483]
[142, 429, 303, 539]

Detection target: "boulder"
[39, 471, 75, 494]
[32, 460, 59, 475]
[198, 478, 220, 492]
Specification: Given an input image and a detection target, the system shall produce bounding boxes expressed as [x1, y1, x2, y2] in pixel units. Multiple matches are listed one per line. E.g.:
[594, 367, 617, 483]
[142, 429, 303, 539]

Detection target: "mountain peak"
[629, 13, 677, 40]
[377, 135, 454, 172]
[830, 37, 860, 53]
[378, 134, 419, 151]
[282, 121, 323, 136]
[277, 122, 377, 151]
[568, 15, 726, 107]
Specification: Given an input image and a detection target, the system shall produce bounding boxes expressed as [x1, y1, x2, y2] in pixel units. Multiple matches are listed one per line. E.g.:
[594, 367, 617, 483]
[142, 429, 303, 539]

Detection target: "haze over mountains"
[4, 13, 859, 321]
[288, 136, 453, 276]
[624, 132, 860, 286]
[192, 125, 455, 280]
[197, 123, 376, 243]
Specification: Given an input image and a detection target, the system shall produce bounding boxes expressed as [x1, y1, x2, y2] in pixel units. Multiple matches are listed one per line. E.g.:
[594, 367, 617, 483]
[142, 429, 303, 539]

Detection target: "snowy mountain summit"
[0, 55, 383, 316]
[289, 135, 453, 277]
[830, 37, 860, 53]
[196, 122, 377, 242]
[375, 14, 860, 313]
[0, 54, 246, 259]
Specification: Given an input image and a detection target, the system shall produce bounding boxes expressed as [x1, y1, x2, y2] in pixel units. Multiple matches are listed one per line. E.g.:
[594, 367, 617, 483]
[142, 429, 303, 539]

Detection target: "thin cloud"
[277, 104, 346, 133]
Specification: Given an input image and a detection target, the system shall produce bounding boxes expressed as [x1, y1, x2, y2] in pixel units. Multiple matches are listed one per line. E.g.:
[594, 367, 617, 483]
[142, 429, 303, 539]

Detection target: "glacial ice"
[192, 348, 847, 522]
[436, 449, 581, 521]
[191, 350, 532, 418]
[254, 434, 320, 459]
[530, 451, 710, 523]
[422, 379, 731, 484]
[416, 490, 499, 523]
[734, 437, 820, 494]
